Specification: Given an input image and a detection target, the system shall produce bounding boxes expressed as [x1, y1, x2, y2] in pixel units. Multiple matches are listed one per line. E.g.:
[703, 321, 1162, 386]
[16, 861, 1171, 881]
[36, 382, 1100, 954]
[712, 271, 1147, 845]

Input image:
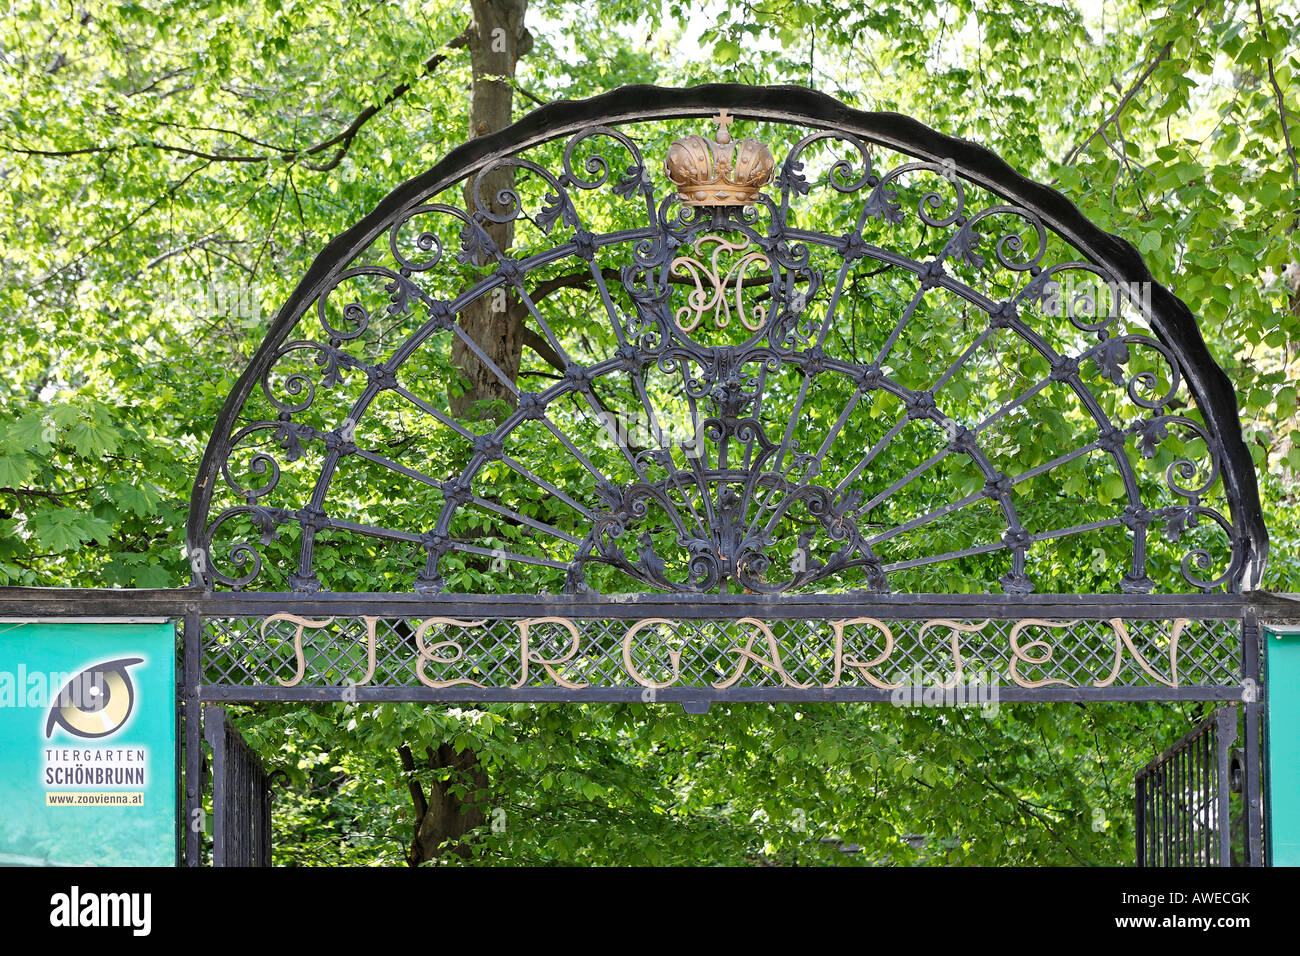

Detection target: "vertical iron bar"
[1176, 745, 1184, 865]
[257, 772, 270, 867]
[1205, 722, 1212, 864]
[184, 612, 202, 867]
[224, 716, 235, 866]
[1164, 770, 1175, 868]
[246, 740, 256, 866]
[1242, 610, 1264, 866]
[1152, 768, 1160, 866]
[243, 732, 251, 866]
[1156, 766, 1162, 866]
[1145, 771, 1153, 866]
[1206, 723, 1212, 865]
[239, 728, 249, 866]
[1135, 773, 1146, 866]
[1198, 723, 1206, 865]
[1216, 705, 1236, 867]
[1175, 749, 1185, 868]
[1168, 753, 1175, 866]
[1205, 722, 1212, 865]
[1160, 766, 1169, 866]
[1190, 742, 1196, 865]
[204, 705, 226, 867]
[1154, 775, 1164, 868]
[1186, 740, 1192, 866]
[1182, 743, 1189, 865]
[232, 724, 241, 866]
[1206, 717, 1216, 868]
[1169, 753, 1177, 866]
[239, 732, 247, 866]
[252, 754, 261, 867]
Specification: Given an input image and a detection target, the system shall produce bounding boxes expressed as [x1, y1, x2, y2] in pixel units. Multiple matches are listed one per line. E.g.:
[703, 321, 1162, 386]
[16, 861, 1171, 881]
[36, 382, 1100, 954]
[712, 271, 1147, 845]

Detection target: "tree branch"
[1255, 0, 1300, 226]
[5, 29, 471, 171]
[1060, 4, 1207, 168]
[519, 323, 565, 371]
[397, 744, 428, 820]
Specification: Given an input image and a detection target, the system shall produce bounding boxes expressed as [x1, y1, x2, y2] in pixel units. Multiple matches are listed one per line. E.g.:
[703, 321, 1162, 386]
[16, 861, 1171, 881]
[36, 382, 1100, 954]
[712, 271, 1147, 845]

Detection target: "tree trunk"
[400, 743, 490, 864]
[449, 0, 532, 419]
[402, 1, 531, 867]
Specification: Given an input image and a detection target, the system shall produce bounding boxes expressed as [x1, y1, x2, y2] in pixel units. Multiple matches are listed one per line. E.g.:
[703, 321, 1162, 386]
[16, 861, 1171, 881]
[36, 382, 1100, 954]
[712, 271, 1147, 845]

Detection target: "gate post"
[1134, 774, 1146, 866]
[183, 611, 203, 866]
[204, 705, 228, 867]
[1243, 610, 1264, 865]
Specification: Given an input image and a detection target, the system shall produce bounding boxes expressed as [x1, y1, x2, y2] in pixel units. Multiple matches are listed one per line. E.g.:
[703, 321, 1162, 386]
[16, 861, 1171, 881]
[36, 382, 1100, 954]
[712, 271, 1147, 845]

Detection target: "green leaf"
[67, 419, 120, 457]
[0, 454, 31, 487]
[714, 39, 741, 63]
[28, 509, 112, 552]
[107, 480, 162, 516]
[4, 414, 53, 454]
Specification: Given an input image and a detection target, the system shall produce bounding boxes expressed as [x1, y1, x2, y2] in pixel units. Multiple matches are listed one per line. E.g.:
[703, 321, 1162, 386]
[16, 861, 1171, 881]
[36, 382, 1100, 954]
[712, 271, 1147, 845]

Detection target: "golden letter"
[1007, 620, 1074, 688]
[356, 616, 378, 685]
[413, 618, 488, 688]
[513, 617, 588, 690]
[262, 614, 334, 688]
[622, 618, 685, 689]
[828, 618, 899, 689]
[1094, 618, 1185, 688]
[917, 619, 986, 690]
[713, 618, 811, 689]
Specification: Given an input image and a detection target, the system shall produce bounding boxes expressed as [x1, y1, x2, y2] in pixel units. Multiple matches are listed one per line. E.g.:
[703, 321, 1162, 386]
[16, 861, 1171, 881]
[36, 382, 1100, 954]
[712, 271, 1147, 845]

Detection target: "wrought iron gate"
[0, 83, 1280, 867]
[1135, 705, 1243, 866]
[203, 706, 278, 867]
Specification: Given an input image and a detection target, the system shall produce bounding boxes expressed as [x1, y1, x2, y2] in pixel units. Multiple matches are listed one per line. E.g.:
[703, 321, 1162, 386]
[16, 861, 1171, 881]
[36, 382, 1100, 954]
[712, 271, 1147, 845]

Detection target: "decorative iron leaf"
[1136, 416, 1169, 459]
[457, 221, 497, 266]
[612, 164, 648, 198]
[776, 158, 811, 196]
[944, 220, 985, 270]
[1092, 336, 1131, 386]
[861, 182, 904, 224]
[536, 189, 579, 234]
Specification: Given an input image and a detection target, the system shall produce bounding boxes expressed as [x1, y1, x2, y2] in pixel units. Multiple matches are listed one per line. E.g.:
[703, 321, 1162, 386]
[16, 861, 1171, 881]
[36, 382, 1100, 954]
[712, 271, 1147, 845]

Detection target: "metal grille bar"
[1135, 705, 1237, 866]
[203, 705, 275, 867]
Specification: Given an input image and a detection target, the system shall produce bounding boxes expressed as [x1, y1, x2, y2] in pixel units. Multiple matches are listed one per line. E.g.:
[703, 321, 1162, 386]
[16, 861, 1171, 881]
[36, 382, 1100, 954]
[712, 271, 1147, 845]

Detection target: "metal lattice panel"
[200, 614, 1241, 692]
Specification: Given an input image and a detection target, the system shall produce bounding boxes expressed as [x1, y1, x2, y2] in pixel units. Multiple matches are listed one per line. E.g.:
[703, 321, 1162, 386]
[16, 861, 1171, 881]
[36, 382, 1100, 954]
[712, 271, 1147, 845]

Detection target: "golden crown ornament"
[664, 110, 774, 207]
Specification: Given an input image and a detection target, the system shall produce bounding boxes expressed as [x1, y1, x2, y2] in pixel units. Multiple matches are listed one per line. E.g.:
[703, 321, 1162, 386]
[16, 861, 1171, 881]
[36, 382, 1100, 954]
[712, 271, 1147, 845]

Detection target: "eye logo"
[45, 658, 143, 739]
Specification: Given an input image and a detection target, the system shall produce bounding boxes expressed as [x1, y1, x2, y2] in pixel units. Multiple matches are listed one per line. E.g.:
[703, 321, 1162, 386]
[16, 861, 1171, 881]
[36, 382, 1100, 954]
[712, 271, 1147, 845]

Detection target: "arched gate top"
[187, 83, 1267, 596]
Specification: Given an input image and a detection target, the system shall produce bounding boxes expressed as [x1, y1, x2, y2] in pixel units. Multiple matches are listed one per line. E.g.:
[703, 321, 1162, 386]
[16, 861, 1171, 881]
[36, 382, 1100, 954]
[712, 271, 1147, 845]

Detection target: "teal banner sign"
[0, 621, 176, 866]
[1267, 626, 1300, 867]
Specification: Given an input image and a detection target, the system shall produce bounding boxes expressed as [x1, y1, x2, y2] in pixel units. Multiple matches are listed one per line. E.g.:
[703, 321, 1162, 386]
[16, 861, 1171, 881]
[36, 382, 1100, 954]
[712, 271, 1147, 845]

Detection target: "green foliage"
[2, 0, 1296, 865]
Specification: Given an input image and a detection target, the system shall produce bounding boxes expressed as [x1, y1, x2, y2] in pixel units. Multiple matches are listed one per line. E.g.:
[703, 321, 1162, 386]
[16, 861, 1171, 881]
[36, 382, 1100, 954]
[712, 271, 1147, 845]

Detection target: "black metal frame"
[2, 587, 1285, 865]
[1, 84, 1286, 867]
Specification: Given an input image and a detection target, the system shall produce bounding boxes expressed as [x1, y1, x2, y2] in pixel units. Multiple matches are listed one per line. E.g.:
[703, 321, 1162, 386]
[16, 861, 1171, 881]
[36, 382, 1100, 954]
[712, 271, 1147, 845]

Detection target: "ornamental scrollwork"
[195, 111, 1248, 596]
